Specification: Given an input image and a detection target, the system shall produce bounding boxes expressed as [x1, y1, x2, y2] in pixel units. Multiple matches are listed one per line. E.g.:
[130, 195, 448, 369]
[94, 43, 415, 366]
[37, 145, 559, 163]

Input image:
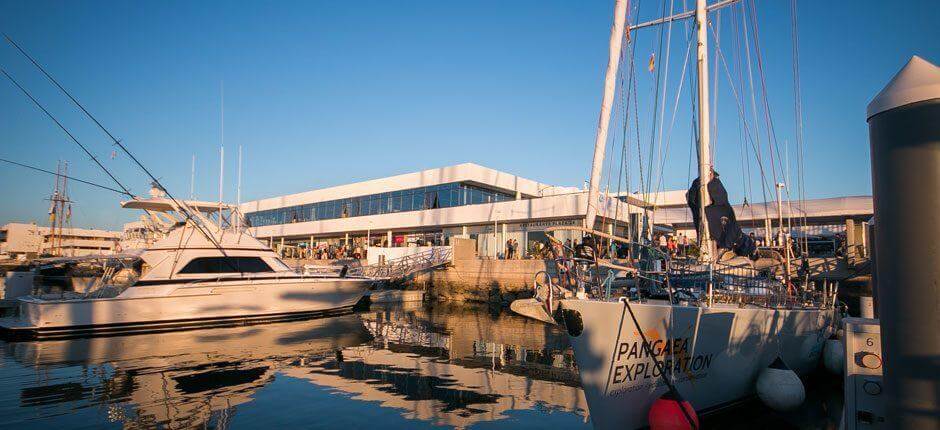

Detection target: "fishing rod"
[0, 157, 133, 197]
[3, 34, 240, 271]
[0, 68, 134, 197]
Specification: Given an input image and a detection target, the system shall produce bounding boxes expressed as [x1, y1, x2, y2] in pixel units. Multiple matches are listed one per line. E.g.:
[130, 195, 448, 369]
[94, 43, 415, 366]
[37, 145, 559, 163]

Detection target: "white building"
[0, 222, 121, 259]
[240, 163, 873, 258]
[241, 163, 639, 258]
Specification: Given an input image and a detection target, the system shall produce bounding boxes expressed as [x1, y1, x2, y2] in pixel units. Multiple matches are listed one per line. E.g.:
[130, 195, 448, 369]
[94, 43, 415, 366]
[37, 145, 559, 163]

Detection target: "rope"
[618, 298, 698, 429]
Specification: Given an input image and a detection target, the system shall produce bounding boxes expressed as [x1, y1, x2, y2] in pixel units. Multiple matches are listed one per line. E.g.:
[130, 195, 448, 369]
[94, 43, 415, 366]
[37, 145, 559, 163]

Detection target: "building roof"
[240, 163, 558, 213]
[1, 222, 121, 238]
[650, 195, 874, 226]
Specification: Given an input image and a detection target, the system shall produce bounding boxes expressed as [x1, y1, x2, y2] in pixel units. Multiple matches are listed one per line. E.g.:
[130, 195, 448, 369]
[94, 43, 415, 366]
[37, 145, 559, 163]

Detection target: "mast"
[218, 81, 224, 230]
[694, 0, 714, 262]
[585, 0, 628, 231]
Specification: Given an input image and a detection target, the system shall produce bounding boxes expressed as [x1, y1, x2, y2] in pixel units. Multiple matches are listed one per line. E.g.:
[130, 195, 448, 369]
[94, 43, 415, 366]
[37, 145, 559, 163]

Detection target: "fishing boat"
[0, 193, 375, 340]
[0, 37, 377, 340]
[510, 0, 838, 428]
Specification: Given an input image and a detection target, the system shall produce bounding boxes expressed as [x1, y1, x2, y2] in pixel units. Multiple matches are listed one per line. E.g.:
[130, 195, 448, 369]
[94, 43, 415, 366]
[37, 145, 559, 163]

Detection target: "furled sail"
[686, 171, 756, 257]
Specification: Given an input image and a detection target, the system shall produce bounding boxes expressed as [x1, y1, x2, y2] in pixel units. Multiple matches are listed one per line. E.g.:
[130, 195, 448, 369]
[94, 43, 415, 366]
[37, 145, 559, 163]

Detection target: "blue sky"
[0, 0, 937, 230]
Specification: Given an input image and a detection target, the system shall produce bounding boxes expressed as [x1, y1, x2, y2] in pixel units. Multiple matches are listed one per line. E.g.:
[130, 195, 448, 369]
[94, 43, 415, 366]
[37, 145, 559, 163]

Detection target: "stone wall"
[409, 257, 558, 305]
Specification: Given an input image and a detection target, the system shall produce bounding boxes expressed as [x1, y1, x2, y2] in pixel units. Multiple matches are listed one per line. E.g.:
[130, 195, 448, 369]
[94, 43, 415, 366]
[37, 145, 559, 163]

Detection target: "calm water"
[0, 302, 840, 429]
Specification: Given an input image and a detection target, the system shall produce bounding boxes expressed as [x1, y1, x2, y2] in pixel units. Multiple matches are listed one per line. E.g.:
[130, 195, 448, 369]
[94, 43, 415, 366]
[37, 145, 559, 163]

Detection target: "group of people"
[654, 233, 691, 258]
[503, 238, 521, 259]
[292, 244, 368, 260]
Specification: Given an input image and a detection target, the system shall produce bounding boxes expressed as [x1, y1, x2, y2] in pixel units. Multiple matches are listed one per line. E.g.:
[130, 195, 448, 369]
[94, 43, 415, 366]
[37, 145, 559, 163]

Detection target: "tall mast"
[695, 0, 713, 262]
[218, 81, 224, 230]
[585, 0, 628, 231]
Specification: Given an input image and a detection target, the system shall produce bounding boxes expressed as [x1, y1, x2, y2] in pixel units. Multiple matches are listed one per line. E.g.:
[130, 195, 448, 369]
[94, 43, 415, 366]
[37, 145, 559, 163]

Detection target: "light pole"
[494, 210, 501, 259]
[366, 220, 373, 248]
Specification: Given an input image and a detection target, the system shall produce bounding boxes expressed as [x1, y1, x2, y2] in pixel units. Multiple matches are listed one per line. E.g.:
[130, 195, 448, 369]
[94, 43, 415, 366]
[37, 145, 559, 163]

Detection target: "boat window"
[178, 257, 274, 274]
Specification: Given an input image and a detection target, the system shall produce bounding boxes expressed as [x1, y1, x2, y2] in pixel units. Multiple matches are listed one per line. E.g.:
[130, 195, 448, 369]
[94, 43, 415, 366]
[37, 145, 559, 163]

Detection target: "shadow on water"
[0, 300, 844, 429]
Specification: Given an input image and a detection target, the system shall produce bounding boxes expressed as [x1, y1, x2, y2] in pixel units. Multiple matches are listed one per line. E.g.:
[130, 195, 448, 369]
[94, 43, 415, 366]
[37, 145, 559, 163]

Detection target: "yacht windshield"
[178, 257, 273, 274]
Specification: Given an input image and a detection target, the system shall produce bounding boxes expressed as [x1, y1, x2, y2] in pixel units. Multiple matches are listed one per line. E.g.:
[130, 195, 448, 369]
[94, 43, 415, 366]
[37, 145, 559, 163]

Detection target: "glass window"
[244, 182, 516, 226]
[178, 257, 273, 274]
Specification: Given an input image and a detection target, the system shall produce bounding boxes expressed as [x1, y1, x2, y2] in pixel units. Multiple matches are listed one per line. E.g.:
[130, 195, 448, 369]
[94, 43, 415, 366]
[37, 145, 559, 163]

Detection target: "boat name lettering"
[616, 338, 689, 360]
[612, 353, 713, 384]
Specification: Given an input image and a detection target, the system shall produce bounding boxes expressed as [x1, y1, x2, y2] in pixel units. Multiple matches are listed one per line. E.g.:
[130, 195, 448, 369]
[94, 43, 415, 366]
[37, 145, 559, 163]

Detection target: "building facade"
[240, 163, 873, 259]
[241, 163, 637, 258]
[0, 223, 121, 259]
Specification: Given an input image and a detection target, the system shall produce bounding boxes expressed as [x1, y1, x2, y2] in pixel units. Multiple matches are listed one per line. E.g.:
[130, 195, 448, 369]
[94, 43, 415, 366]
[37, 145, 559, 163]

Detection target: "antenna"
[236, 145, 242, 230]
[190, 154, 196, 200]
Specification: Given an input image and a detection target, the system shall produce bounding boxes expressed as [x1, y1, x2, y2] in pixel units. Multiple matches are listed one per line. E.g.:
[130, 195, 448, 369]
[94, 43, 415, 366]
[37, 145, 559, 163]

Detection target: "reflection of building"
[290, 303, 589, 428]
[0, 222, 121, 258]
[6, 316, 371, 429]
[5, 305, 589, 429]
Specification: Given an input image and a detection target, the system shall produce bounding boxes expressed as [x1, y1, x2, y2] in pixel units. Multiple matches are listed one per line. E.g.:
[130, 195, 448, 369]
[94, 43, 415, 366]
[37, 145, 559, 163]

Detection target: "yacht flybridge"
[0, 193, 374, 340]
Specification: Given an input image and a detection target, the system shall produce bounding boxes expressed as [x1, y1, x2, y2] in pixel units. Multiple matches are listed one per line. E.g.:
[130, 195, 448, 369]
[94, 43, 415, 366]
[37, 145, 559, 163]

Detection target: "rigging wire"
[645, 0, 672, 202]
[0, 68, 134, 197]
[708, 19, 777, 225]
[738, 1, 773, 232]
[790, 0, 810, 253]
[650, 0, 677, 212]
[0, 157, 133, 196]
[653, 31, 695, 200]
[3, 34, 240, 271]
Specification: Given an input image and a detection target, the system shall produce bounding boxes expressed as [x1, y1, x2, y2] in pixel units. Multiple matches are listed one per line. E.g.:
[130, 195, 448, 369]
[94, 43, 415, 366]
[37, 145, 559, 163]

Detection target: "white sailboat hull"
[1, 276, 372, 339]
[559, 299, 833, 429]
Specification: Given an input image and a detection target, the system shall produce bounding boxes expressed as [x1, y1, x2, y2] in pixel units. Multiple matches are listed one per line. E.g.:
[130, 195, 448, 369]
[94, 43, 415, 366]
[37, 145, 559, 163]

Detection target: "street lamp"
[494, 209, 502, 259]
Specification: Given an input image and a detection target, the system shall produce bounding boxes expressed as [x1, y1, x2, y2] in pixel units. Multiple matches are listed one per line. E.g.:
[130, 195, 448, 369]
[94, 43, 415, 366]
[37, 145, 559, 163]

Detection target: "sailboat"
[511, 0, 836, 428]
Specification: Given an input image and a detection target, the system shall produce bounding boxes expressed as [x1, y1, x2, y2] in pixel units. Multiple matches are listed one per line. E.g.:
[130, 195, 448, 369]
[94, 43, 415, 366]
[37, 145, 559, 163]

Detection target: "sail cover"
[686, 172, 756, 257]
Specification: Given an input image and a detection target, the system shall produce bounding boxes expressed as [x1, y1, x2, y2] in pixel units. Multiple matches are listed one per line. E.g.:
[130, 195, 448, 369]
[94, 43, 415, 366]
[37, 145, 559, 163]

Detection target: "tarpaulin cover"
[686, 173, 756, 257]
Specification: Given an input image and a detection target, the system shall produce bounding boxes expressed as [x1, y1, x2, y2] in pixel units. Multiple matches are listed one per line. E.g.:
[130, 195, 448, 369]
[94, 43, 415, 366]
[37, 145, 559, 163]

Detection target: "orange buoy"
[649, 389, 699, 430]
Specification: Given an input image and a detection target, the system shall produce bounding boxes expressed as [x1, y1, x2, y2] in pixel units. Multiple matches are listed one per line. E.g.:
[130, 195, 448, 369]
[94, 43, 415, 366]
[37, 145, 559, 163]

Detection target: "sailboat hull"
[0, 277, 373, 339]
[559, 299, 832, 429]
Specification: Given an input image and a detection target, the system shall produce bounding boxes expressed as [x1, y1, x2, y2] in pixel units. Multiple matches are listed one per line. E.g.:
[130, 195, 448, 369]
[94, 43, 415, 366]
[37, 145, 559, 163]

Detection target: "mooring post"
[867, 55, 940, 428]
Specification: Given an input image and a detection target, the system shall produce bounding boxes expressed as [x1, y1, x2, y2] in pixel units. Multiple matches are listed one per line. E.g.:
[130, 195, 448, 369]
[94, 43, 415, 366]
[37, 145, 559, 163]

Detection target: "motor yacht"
[0, 195, 375, 339]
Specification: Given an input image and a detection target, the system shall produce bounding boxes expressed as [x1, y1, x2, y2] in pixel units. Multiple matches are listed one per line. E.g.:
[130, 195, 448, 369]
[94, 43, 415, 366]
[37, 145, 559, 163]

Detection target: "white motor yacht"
[0, 196, 375, 339]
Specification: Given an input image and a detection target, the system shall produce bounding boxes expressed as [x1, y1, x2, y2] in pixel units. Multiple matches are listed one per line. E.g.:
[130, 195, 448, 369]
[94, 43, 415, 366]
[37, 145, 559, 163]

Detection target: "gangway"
[363, 247, 453, 280]
[302, 247, 453, 281]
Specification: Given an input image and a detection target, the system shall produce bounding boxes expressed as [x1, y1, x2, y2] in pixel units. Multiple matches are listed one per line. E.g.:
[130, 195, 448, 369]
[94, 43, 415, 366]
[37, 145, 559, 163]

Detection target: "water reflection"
[0, 303, 589, 429]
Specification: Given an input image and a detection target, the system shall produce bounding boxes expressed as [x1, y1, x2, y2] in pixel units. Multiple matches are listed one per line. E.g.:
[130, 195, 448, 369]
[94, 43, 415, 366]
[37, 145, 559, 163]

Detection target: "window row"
[245, 182, 515, 227]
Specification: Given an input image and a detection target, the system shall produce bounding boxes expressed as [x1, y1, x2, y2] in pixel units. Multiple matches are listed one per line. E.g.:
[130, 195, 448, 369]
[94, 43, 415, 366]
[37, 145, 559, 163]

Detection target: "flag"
[648, 53, 655, 72]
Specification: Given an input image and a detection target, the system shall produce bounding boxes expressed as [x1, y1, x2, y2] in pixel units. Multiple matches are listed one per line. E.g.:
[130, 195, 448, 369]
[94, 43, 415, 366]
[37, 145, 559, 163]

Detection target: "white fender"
[756, 357, 806, 411]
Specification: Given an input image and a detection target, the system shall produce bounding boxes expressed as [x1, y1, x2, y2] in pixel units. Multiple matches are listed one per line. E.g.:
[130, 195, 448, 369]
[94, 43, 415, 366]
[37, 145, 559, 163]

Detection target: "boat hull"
[559, 299, 832, 429]
[0, 277, 373, 339]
